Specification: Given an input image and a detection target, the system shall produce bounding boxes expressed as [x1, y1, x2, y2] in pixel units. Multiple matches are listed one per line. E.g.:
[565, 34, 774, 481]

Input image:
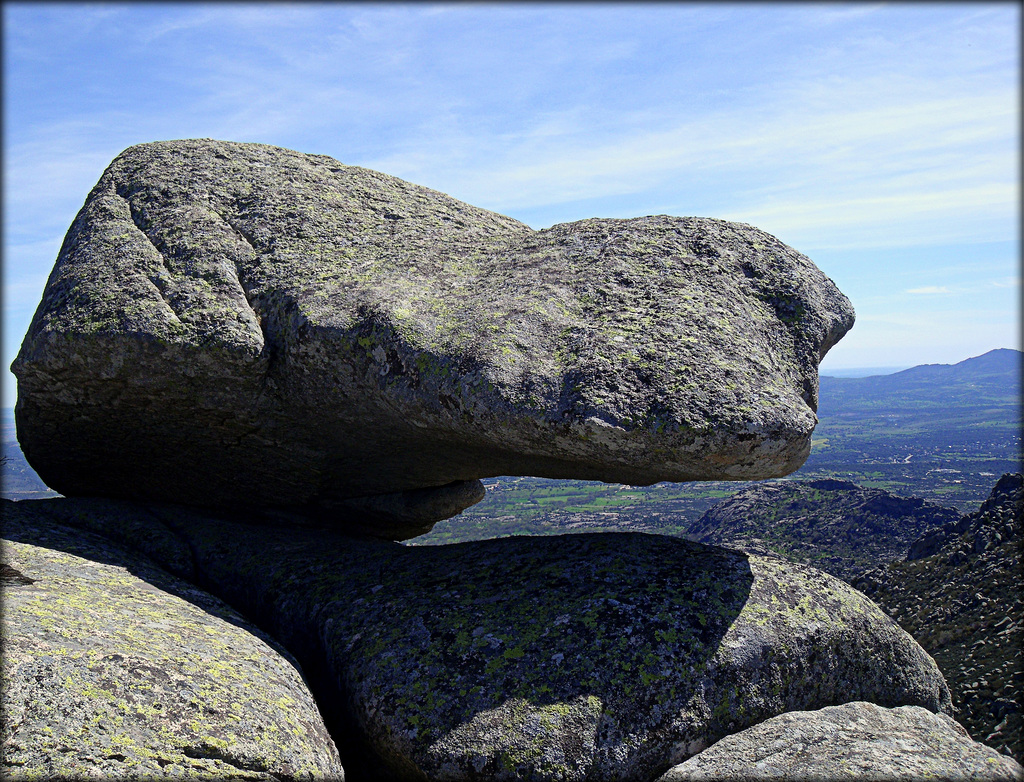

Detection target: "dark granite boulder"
[31, 497, 949, 781]
[12, 139, 854, 538]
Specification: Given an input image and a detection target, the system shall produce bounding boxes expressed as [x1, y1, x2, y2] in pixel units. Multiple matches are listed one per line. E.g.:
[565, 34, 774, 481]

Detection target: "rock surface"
[656, 701, 1024, 781]
[686, 478, 961, 581]
[0, 499, 344, 780]
[12, 139, 854, 538]
[18, 496, 950, 781]
[854, 473, 1023, 763]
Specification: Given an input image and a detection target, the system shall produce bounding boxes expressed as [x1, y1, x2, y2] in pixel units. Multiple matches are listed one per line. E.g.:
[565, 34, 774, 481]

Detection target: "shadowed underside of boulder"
[36, 497, 950, 782]
[12, 139, 854, 538]
[655, 701, 1024, 781]
[0, 499, 344, 780]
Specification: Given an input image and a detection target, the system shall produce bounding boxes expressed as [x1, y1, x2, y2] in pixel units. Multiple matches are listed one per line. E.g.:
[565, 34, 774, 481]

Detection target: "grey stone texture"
[12, 139, 854, 539]
[0, 498, 344, 780]
[656, 701, 1024, 781]
[853, 473, 1024, 763]
[20, 497, 951, 781]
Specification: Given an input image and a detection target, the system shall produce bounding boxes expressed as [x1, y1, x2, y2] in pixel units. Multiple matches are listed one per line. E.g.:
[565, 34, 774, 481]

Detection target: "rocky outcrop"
[907, 472, 1021, 561]
[0, 499, 344, 780]
[685, 478, 961, 581]
[12, 139, 854, 538]
[853, 473, 1023, 763]
[656, 701, 1024, 781]
[8, 496, 951, 781]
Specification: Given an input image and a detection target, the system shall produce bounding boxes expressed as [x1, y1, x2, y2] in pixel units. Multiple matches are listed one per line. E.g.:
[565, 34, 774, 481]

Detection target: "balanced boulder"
[12, 139, 854, 538]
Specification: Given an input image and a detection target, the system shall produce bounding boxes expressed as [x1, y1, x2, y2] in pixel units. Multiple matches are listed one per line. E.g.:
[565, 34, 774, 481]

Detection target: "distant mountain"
[807, 348, 1022, 512]
[685, 478, 962, 581]
[853, 473, 1023, 762]
[818, 348, 1021, 417]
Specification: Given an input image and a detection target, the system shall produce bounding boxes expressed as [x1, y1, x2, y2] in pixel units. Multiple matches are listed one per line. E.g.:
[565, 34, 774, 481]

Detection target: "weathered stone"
[0, 499, 344, 780]
[854, 473, 1024, 763]
[656, 701, 1024, 781]
[12, 139, 854, 538]
[35, 497, 949, 781]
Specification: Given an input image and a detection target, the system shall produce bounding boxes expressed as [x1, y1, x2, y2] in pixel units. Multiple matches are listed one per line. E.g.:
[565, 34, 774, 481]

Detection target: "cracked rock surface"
[0, 499, 344, 780]
[11, 139, 853, 539]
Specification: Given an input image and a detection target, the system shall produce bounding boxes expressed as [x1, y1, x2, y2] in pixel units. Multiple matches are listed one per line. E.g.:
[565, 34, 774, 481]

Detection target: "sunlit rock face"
[12, 139, 853, 538]
[0, 499, 344, 780]
[655, 701, 1023, 781]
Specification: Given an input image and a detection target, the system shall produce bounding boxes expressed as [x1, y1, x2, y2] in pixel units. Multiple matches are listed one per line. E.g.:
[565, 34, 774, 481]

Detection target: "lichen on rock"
[12, 139, 854, 539]
[655, 701, 1024, 781]
[39, 499, 948, 781]
[0, 499, 344, 780]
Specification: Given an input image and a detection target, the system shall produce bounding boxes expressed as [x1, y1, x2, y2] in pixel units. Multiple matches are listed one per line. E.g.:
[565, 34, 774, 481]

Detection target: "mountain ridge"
[821, 347, 1020, 381]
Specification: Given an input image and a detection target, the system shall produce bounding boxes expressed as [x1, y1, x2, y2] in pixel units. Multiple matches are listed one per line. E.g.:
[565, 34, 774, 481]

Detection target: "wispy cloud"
[988, 276, 1021, 290]
[906, 286, 952, 295]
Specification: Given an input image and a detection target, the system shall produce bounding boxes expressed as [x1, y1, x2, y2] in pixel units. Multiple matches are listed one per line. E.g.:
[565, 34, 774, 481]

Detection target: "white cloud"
[906, 286, 952, 295]
[990, 276, 1021, 289]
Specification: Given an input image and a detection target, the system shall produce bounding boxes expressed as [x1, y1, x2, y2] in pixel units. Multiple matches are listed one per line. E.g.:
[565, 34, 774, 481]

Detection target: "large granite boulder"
[0, 499, 344, 780]
[686, 478, 962, 582]
[29, 497, 950, 781]
[656, 701, 1024, 781]
[12, 139, 854, 538]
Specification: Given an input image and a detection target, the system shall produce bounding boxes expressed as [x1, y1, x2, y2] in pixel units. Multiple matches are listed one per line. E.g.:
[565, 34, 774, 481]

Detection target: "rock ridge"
[686, 479, 962, 581]
[854, 472, 1023, 762]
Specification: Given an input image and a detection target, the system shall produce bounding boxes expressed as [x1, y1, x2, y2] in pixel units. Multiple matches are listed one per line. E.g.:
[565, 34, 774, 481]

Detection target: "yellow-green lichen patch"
[13, 140, 855, 530]
[1, 507, 343, 780]
[142, 507, 949, 781]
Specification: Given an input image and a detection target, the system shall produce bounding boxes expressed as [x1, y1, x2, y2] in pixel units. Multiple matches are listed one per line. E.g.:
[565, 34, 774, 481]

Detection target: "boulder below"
[24, 496, 951, 781]
[12, 139, 854, 538]
[0, 499, 344, 780]
[656, 701, 1024, 780]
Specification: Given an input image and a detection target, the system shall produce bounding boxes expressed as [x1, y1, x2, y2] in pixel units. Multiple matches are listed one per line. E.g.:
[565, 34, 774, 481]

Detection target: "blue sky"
[3, 3, 1019, 406]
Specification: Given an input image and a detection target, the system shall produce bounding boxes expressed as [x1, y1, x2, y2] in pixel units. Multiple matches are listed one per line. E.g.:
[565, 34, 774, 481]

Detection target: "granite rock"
[686, 478, 962, 582]
[30, 497, 950, 781]
[854, 473, 1023, 763]
[656, 700, 1023, 781]
[12, 139, 854, 538]
[0, 498, 344, 780]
